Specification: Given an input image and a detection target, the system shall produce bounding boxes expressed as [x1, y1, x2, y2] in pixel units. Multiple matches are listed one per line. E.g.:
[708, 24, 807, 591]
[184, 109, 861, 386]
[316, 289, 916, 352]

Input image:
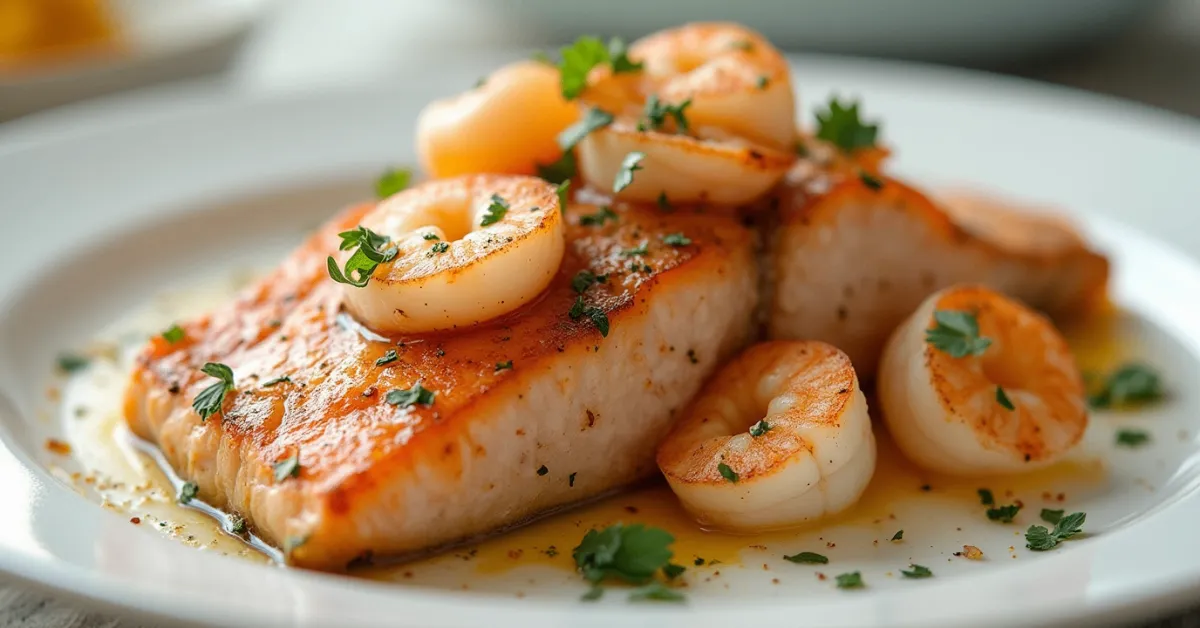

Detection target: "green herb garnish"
[661, 233, 691, 246]
[1040, 509, 1064, 524]
[573, 523, 676, 591]
[192, 362, 235, 422]
[480, 194, 510, 226]
[559, 107, 615, 150]
[996, 386, 1015, 410]
[901, 564, 932, 579]
[385, 383, 435, 408]
[178, 482, 199, 504]
[628, 581, 685, 602]
[621, 241, 649, 257]
[1026, 511, 1085, 551]
[891, 530, 904, 541]
[376, 349, 398, 366]
[429, 241, 449, 254]
[1116, 428, 1150, 447]
[986, 503, 1021, 523]
[161, 324, 185, 343]
[423, 233, 440, 241]
[756, 75, 769, 90]
[859, 171, 884, 191]
[555, 179, 571, 211]
[568, 296, 610, 337]
[637, 95, 691, 133]
[978, 488, 995, 505]
[815, 98, 879, 153]
[717, 462, 738, 483]
[57, 353, 90, 373]
[537, 151, 577, 184]
[783, 551, 828, 564]
[327, 225, 397, 287]
[495, 360, 514, 372]
[228, 514, 246, 535]
[657, 192, 672, 212]
[557, 36, 643, 100]
[261, 375, 291, 388]
[579, 205, 618, 227]
[1089, 363, 1163, 408]
[375, 167, 412, 199]
[925, 310, 992, 358]
[571, 270, 607, 294]
[569, 472, 577, 487]
[613, 151, 645, 193]
[835, 571, 864, 589]
[749, 420, 771, 437]
[273, 452, 300, 483]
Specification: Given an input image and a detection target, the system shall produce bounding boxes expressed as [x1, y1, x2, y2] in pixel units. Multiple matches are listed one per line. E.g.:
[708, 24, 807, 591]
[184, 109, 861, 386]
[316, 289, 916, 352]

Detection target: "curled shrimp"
[578, 23, 796, 206]
[336, 175, 564, 334]
[877, 285, 1088, 475]
[656, 341, 875, 531]
[416, 61, 580, 178]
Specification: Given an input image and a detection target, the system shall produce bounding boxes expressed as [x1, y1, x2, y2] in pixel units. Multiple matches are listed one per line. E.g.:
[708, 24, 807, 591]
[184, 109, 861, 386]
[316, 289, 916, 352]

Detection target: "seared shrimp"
[656, 341, 875, 531]
[878, 285, 1088, 475]
[578, 23, 796, 206]
[416, 61, 580, 178]
[336, 175, 564, 334]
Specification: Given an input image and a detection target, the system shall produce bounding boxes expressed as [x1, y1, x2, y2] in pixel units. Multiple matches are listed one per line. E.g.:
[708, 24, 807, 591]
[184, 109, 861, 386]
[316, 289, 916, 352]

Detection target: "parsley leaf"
[783, 551, 828, 564]
[571, 270, 606, 294]
[555, 179, 571, 211]
[661, 233, 691, 246]
[657, 192, 672, 212]
[986, 503, 1021, 523]
[621, 241, 649, 257]
[815, 98, 879, 153]
[537, 151, 577, 184]
[607, 37, 643, 74]
[273, 452, 300, 483]
[996, 386, 1015, 410]
[891, 530, 904, 541]
[901, 564, 933, 579]
[57, 353, 89, 373]
[228, 514, 246, 535]
[1025, 511, 1086, 551]
[662, 563, 686, 579]
[925, 310, 992, 358]
[385, 383, 436, 408]
[717, 462, 738, 483]
[1040, 508, 1064, 524]
[568, 296, 610, 337]
[481, 194, 510, 226]
[495, 360, 514, 372]
[756, 75, 770, 90]
[1089, 363, 1163, 409]
[579, 206, 618, 227]
[573, 523, 675, 585]
[613, 151, 645, 193]
[375, 167, 412, 199]
[749, 420, 771, 437]
[327, 225, 397, 287]
[859, 171, 884, 191]
[628, 581, 685, 602]
[557, 36, 642, 100]
[429, 241, 449, 254]
[637, 95, 692, 133]
[558, 107, 615, 151]
[581, 585, 604, 601]
[423, 233, 440, 241]
[178, 481, 199, 504]
[1116, 428, 1150, 447]
[192, 362, 235, 422]
[835, 571, 864, 589]
[375, 349, 398, 367]
[161, 324, 185, 343]
[261, 375, 291, 388]
[978, 488, 995, 505]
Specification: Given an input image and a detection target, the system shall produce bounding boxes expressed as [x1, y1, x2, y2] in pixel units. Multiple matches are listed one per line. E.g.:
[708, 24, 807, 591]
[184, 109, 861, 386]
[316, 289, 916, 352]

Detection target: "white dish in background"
[0, 53, 1199, 627]
[0, 0, 270, 120]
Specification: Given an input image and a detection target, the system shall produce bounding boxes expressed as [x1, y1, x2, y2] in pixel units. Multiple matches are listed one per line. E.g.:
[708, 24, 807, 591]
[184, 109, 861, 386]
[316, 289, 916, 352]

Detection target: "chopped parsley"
[613, 151, 645, 193]
[327, 225, 397, 287]
[891, 530, 904, 541]
[621, 242, 649, 257]
[628, 581, 685, 602]
[569, 472, 577, 487]
[571, 270, 607, 294]
[228, 514, 246, 535]
[717, 462, 738, 483]
[537, 150, 577, 184]
[480, 194, 510, 226]
[783, 551, 828, 564]
[749, 420, 771, 437]
[192, 362, 235, 422]
[375, 167, 412, 199]
[1025, 511, 1085, 551]
[1089, 363, 1163, 409]
[996, 386, 1015, 411]
[978, 488, 995, 506]
[568, 296, 610, 337]
[273, 452, 300, 483]
[555, 179, 571, 211]
[537, 465, 549, 476]
[859, 171, 884, 191]
[161, 324, 185, 343]
[375, 349, 398, 366]
[925, 310, 992, 358]
[1040, 508, 1064, 524]
[662, 563, 686, 579]
[572, 523, 680, 601]
[756, 75, 770, 90]
[56, 353, 90, 373]
[429, 241, 449, 254]
[261, 375, 291, 388]
[178, 481, 199, 504]
[986, 503, 1021, 523]
[559, 107, 615, 150]
[835, 571, 864, 589]
[385, 383, 435, 408]
[815, 98, 879, 153]
[1116, 428, 1150, 447]
[661, 233, 692, 246]
[901, 564, 933, 579]
[637, 95, 692, 133]
[657, 192, 672, 212]
[556, 36, 643, 100]
[423, 233, 440, 241]
[579, 205, 618, 227]
[495, 360, 514, 372]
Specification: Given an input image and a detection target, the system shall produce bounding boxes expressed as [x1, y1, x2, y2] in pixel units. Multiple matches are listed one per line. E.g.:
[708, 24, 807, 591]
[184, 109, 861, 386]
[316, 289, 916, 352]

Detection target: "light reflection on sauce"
[53, 284, 1124, 585]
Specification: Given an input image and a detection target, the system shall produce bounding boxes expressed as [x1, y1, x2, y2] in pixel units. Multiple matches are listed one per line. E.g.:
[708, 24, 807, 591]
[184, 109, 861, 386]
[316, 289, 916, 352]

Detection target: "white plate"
[2, 53, 1200, 628]
[0, 0, 270, 120]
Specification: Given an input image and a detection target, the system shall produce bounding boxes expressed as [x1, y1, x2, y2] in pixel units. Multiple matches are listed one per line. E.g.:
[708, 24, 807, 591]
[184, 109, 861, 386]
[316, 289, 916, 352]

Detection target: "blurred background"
[2, 0, 1199, 122]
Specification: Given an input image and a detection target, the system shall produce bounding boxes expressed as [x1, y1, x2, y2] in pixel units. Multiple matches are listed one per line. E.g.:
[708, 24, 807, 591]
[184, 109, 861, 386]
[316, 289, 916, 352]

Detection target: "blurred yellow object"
[0, 0, 121, 72]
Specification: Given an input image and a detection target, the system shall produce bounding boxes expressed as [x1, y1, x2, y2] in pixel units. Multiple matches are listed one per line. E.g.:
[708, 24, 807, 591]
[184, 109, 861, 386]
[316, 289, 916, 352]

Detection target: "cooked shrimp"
[416, 61, 580, 178]
[877, 285, 1088, 476]
[337, 175, 564, 334]
[577, 23, 796, 206]
[656, 341, 875, 531]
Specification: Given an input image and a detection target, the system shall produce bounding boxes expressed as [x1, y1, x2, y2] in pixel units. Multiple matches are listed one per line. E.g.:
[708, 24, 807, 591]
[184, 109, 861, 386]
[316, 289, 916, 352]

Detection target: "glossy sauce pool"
[42, 280, 1147, 597]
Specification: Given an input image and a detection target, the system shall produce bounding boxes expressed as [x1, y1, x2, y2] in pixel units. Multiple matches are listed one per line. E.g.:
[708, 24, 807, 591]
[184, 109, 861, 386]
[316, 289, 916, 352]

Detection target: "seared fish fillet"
[766, 166, 1108, 376]
[125, 199, 757, 570]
